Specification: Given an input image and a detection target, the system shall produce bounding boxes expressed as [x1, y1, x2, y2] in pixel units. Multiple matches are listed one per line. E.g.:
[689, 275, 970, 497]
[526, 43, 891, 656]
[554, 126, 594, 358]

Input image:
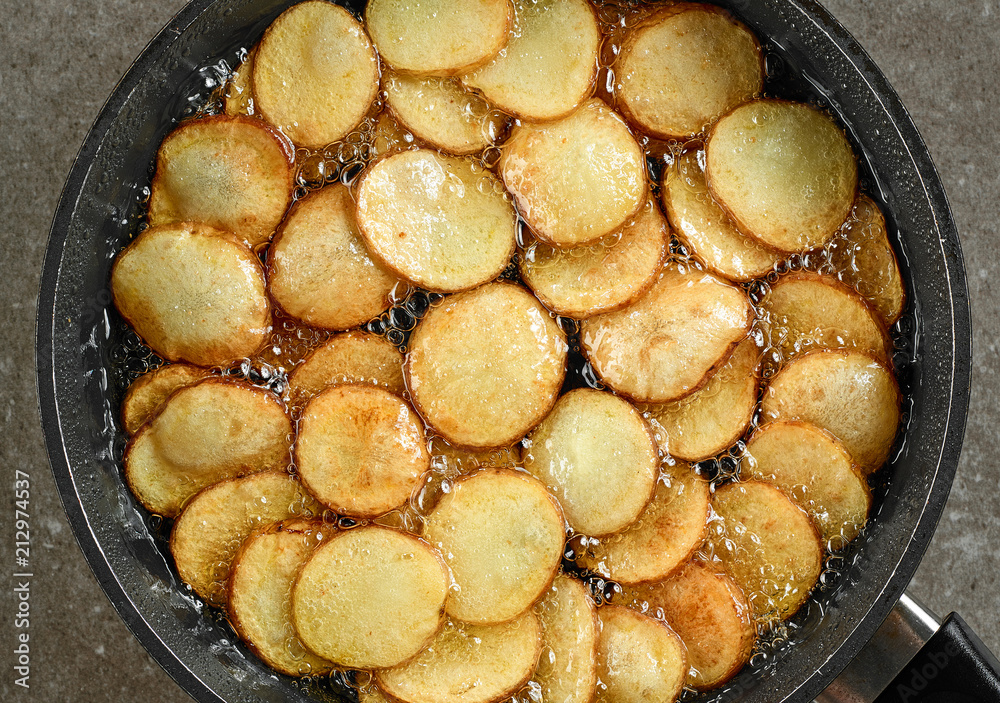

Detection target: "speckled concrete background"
[1, 1, 997, 701]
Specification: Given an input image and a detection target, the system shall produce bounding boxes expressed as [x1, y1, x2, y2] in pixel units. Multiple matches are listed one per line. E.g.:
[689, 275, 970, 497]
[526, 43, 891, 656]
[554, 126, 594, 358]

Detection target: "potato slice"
[616, 4, 763, 139]
[596, 606, 687, 703]
[501, 98, 647, 248]
[760, 350, 901, 473]
[663, 150, 782, 282]
[645, 337, 760, 462]
[760, 271, 892, 364]
[576, 463, 709, 585]
[406, 282, 567, 448]
[827, 194, 906, 326]
[359, 688, 393, 703]
[519, 198, 669, 319]
[365, 0, 512, 76]
[292, 525, 449, 669]
[111, 222, 271, 367]
[534, 574, 599, 703]
[148, 115, 294, 249]
[744, 420, 871, 546]
[709, 480, 823, 620]
[524, 388, 659, 536]
[620, 562, 754, 691]
[706, 99, 858, 253]
[170, 471, 321, 606]
[580, 264, 753, 403]
[125, 379, 291, 518]
[423, 468, 565, 624]
[296, 385, 429, 518]
[462, 0, 600, 121]
[268, 183, 398, 330]
[227, 519, 337, 677]
[121, 363, 210, 435]
[223, 49, 255, 116]
[287, 330, 405, 403]
[376, 613, 542, 703]
[253, 1, 378, 148]
[356, 149, 517, 293]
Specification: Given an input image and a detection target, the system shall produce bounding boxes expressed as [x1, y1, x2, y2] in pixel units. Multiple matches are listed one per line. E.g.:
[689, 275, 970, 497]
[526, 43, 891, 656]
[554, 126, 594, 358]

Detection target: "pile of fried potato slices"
[111, 0, 907, 701]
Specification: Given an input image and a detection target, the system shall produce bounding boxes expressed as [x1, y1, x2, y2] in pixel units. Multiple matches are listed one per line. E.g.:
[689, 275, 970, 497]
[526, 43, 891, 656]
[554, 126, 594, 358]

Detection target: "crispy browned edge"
[120, 364, 212, 435]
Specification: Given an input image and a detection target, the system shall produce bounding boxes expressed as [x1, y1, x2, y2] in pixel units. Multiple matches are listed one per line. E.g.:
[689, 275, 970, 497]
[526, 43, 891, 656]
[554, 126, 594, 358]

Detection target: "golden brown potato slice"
[227, 519, 337, 677]
[170, 471, 321, 606]
[663, 150, 782, 282]
[706, 99, 858, 253]
[125, 379, 291, 518]
[376, 613, 542, 703]
[286, 330, 405, 403]
[267, 183, 398, 330]
[148, 115, 294, 249]
[760, 271, 892, 364]
[596, 606, 687, 703]
[292, 525, 449, 669]
[524, 388, 658, 536]
[519, 198, 669, 319]
[406, 282, 567, 448]
[111, 222, 271, 367]
[616, 4, 763, 139]
[744, 421, 871, 546]
[827, 194, 906, 326]
[576, 463, 709, 585]
[121, 363, 210, 435]
[296, 384, 429, 518]
[356, 149, 518, 292]
[620, 562, 754, 691]
[760, 350, 901, 473]
[223, 49, 256, 116]
[253, 1, 378, 148]
[365, 0, 512, 76]
[645, 336, 760, 462]
[501, 98, 647, 248]
[534, 574, 598, 703]
[371, 110, 418, 158]
[423, 468, 565, 624]
[462, 0, 600, 122]
[580, 264, 753, 403]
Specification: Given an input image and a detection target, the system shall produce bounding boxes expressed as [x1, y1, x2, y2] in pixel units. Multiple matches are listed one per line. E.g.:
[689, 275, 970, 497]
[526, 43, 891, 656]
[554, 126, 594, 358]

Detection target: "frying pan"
[34, 0, 993, 701]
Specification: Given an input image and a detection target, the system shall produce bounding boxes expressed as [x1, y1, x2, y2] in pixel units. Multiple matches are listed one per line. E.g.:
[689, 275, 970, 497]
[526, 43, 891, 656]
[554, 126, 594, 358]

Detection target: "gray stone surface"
[0, 0, 997, 701]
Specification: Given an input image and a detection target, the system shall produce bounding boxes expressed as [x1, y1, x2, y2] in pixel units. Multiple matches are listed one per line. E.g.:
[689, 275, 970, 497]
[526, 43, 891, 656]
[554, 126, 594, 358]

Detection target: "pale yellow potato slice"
[760, 271, 892, 364]
[709, 481, 823, 620]
[296, 385, 429, 518]
[406, 282, 567, 448]
[292, 525, 449, 669]
[111, 222, 271, 367]
[356, 149, 518, 292]
[519, 198, 669, 319]
[663, 150, 782, 282]
[253, 1, 378, 148]
[827, 194, 906, 326]
[706, 99, 858, 253]
[580, 265, 753, 403]
[227, 519, 337, 677]
[125, 379, 291, 518]
[148, 115, 294, 249]
[463, 0, 600, 122]
[423, 468, 565, 624]
[121, 363, 210, 435]
[760, 350, 901, 473]
[576, 463, 710, 585]
[744, 420, 871, 546]
[616, 4, 763, 139]
[645, 336, 760, 462]
[170, 471, 321, 606]
[501, 98, 647, 248]
[223, 48, 256, 116]
[376, 613, 542, 703]
[286, 330, 405, 403]
[596, 606, 687, 703]
[524, 388, 658, 536]
[620, 562, 754, 691]
[365, 0, 512, 76]
[268, 183, 398, 330]
[371, 110, 418, 158]
[534, 574, 598, 703]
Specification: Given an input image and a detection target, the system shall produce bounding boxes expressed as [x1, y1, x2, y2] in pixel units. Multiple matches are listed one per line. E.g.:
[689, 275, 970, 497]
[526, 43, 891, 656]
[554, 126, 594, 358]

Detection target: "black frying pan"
[34, 0, 988, 701]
